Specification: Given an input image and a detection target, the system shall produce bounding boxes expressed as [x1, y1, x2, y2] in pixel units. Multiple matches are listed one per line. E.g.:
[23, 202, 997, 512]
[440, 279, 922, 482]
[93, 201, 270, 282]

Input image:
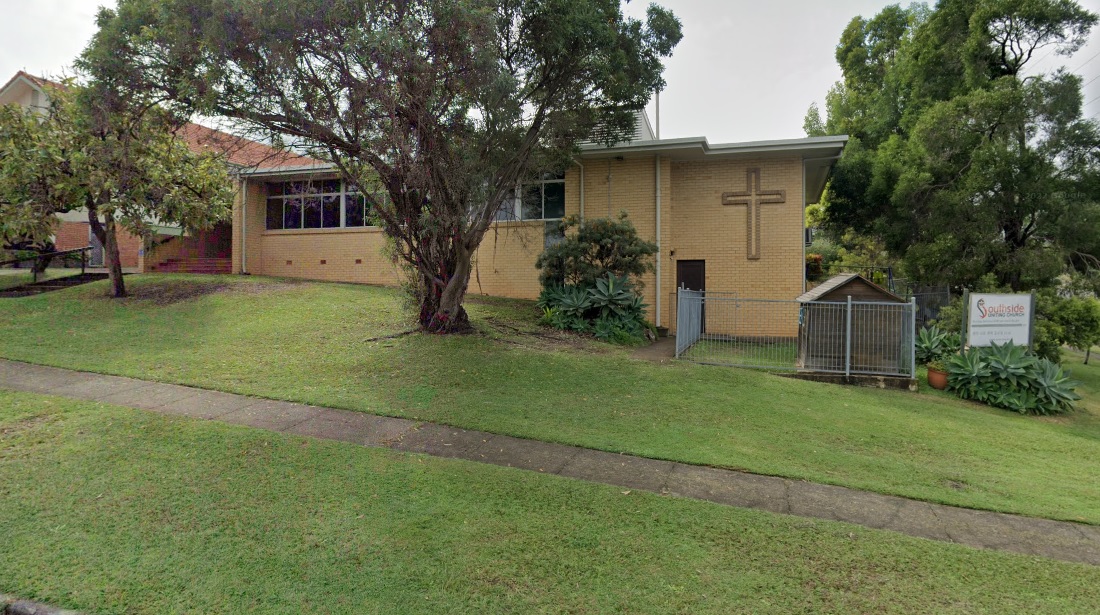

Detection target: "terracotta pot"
[927, 368, 948, 390]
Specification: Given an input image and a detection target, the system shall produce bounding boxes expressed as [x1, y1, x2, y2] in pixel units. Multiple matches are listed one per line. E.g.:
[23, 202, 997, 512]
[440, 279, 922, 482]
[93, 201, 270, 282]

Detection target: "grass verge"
[2, 390, 1099, 614]
[0, 275, 1097, 524]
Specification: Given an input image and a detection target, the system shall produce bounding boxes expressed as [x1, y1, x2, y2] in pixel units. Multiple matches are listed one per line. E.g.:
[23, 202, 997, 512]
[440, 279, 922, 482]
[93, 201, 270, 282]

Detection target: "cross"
[721, 168, 787, 260]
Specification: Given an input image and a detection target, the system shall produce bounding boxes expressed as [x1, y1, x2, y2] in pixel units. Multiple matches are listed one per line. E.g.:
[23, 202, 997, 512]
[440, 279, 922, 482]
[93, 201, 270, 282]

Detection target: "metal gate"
[675, 289, 916, 378]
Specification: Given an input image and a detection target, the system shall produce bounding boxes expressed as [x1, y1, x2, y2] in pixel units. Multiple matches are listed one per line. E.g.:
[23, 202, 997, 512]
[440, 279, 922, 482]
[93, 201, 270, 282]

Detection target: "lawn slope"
[0, 275, 1097, 523]
[2, 391, 1099, 614]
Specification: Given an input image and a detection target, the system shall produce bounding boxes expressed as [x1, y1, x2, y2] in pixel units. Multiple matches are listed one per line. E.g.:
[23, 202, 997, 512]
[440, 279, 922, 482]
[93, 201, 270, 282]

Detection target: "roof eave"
[236, 163, 338, 177]
[579, 135, 848, 160]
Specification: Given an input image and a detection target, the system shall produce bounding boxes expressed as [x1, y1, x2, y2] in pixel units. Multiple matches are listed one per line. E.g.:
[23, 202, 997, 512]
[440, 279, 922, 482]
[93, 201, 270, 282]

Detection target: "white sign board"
[967, 293, 1033, 347]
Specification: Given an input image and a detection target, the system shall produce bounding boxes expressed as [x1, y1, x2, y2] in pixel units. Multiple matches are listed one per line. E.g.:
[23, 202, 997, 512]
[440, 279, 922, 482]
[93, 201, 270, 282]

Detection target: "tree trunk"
[418, 245, 473, 333]
[1086, 346, 1091, 365]
[87, 206, 127, 298]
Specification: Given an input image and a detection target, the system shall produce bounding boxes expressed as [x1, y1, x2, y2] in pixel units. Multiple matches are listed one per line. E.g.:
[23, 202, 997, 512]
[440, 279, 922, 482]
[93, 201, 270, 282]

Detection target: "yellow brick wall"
[573, 157, 666, 324]
[228, 157, 808, 337]
[234, 179, 563, 296]
[668, 157, 805, 337]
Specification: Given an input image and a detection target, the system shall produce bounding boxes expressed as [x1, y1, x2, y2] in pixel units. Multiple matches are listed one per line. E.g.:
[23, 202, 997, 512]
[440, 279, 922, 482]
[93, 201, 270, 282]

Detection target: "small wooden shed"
[796, 274, 911, 374]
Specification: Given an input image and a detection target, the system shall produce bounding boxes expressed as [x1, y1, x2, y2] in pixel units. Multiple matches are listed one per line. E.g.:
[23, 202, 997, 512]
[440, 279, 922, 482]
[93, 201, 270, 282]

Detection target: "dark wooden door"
[677, 260, 705, 332]
[676, 260, 705, 292]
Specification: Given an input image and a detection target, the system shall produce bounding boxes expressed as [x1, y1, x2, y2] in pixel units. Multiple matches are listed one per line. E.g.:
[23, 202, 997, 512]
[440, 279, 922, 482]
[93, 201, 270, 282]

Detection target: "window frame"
[264, 179, 384, 231]
[495, 173, 566, 222]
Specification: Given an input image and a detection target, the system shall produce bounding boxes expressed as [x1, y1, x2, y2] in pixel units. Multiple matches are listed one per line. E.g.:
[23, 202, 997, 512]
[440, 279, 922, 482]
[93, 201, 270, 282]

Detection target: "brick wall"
[668, 157, 805, 336]
[234, 157, 808, 336]
[53, 220, 141, 268]
[53, 221, 89, 253]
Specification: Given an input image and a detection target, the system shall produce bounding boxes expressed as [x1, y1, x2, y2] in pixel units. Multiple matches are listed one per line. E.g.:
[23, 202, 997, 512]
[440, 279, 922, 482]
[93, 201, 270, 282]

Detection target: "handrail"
[0, 245, 93, 282]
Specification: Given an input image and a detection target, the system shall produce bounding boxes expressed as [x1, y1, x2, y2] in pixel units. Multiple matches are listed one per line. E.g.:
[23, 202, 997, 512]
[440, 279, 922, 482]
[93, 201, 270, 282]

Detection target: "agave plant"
[557, 285, 593, 318]
[946, 349, 991, 400]
[592, 314, 617, 341]
[1028, 359, 1081, 415]
[982, 342, 1038, 388]
[916, 325, 958, 364]
[588, 273, 636, 318]
[536, 286, 565, 310]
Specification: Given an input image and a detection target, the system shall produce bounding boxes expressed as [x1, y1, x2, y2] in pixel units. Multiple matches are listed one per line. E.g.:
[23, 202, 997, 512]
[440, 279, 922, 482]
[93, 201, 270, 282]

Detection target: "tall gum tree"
[83, 0, 683, 331]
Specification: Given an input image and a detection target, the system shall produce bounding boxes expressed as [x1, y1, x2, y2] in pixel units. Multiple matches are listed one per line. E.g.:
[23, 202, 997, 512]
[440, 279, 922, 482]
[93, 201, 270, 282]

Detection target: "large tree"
[82, 0, 682, 331]
[0, 83, 234, 297]
[814, 0, 1100, 291]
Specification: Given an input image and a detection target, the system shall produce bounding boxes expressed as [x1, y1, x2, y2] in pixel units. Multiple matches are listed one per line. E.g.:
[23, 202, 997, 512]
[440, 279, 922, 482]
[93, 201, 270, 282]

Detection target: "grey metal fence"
[675, 289, 916, 378]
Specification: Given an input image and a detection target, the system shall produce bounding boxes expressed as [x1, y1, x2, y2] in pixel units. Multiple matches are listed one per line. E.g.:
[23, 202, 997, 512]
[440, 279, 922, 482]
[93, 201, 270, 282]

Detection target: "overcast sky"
[3, 0, 1100, 143]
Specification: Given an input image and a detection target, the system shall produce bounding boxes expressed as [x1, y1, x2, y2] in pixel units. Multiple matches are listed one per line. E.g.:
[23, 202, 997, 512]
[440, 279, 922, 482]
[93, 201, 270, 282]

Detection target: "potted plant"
[926, 359, 948, 390]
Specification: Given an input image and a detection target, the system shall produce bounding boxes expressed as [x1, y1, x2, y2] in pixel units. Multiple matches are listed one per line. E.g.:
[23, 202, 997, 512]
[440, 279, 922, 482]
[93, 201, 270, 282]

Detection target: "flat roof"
[578, 134, 848, 160]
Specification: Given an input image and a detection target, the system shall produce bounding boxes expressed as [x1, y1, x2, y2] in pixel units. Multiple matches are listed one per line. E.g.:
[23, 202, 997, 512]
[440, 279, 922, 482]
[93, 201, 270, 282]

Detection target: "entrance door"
[88, 226, 104, 267]
[676, 260, 705, 293]
[676, 260, 705, 333]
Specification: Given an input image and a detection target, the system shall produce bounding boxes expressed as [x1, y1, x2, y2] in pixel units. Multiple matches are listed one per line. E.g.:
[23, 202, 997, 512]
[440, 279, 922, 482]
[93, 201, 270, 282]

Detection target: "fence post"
[845, 295, 852, 378]
[910, 297, 917, 378]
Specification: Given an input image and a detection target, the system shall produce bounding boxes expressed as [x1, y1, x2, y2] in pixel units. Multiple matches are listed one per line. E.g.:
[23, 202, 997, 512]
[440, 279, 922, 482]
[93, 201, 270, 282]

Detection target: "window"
[265, 179, 384, 230]
[495, 172, 566, 221]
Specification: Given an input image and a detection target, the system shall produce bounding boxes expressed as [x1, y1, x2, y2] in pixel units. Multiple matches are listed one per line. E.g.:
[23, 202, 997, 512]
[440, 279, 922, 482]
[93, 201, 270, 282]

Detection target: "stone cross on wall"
[721, 168, 786, 260]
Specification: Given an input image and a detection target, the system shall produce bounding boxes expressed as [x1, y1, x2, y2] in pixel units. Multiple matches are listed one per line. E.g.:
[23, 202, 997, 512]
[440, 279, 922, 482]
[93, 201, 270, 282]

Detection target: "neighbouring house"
[0, 71, 325, 273]
[2, 71, 847, 330]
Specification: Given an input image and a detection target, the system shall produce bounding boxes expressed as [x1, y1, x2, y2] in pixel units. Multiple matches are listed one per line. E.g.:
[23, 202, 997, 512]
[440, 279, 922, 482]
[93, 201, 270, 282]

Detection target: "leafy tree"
[0, 83, 234, 297]
[1046, 293, 1100, 364]
[814, 0, 1100, 292]
[83, 0, 682, 331]
[536, 213, 657, 289]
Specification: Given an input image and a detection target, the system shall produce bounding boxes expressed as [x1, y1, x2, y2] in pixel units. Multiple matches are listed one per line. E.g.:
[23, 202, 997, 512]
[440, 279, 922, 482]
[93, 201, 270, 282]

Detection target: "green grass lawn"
[0, 275, 1098, 524]
[0, 268, 76, 290]
[681, 338, 799, 368]
[3, 390, 1099, 614]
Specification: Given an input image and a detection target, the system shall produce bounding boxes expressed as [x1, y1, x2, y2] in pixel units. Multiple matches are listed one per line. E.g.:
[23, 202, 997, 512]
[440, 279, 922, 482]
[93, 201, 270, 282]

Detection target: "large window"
[495, 173, 566, 221]
[265, 179, 380, 230]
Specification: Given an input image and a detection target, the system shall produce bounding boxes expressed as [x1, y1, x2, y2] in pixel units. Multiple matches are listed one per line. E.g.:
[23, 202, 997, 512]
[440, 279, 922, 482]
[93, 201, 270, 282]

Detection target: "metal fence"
[908, 286, 952, 329]
[675, 289, 916, 378]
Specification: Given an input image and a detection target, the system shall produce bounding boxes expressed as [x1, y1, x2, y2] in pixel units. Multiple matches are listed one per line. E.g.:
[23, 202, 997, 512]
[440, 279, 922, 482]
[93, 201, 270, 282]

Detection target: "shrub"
[538, 272, 650, 344]
[945, 342, 1080, 415]
[915, 325, 960, 364]
[805, 253, 824, 281]
[535, 213, 657, 289]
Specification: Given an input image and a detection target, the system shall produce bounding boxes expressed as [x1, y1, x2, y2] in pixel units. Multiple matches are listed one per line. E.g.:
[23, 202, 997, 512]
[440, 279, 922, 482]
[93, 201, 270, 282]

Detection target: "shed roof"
[796, 274, 905, 303]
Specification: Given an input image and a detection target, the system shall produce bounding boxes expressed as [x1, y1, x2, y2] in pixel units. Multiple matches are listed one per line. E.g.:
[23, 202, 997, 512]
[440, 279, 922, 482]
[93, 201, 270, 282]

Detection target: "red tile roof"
[176, 122, 326, 170]
[2, 72, 326, 171]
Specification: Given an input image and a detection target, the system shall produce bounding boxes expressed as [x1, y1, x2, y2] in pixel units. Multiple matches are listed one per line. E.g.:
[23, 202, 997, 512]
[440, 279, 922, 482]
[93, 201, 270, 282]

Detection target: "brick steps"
[151, 257, 232, 274]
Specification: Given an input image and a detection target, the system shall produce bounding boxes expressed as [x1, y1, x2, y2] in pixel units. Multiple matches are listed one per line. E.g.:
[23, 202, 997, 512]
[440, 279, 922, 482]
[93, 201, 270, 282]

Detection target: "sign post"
[966, 293, 1035, 348]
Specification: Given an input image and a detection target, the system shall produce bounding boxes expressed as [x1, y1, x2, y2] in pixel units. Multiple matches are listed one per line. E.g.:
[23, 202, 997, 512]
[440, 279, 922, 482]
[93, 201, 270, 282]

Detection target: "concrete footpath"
[2, 358, 1098, 567]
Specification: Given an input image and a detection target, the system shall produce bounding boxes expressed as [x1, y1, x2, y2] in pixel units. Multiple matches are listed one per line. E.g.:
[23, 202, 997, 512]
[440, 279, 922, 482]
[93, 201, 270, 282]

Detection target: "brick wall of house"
[54, 220, 142, 268]
[53, 221, 89, 253]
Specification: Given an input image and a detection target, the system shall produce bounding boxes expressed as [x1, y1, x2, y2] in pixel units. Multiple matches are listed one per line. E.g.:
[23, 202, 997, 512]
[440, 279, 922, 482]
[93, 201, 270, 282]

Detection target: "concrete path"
[2, 358, 1099, 567]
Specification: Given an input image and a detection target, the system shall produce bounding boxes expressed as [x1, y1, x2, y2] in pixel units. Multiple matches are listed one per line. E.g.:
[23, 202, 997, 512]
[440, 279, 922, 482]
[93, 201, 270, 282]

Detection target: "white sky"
[3, 0, 1100, 143]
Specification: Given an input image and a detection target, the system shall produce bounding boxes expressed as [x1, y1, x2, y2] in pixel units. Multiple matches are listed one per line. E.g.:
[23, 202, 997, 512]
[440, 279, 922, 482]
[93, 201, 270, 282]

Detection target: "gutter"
[237, 163, 336, 177]
[579, 135, 849, 159]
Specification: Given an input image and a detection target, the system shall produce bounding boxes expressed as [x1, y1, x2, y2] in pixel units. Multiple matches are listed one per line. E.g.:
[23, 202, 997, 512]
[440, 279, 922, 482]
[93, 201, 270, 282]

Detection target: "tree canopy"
[813, 0, 1100, 292]
[83, 0, 683, 331]
[0, 82, 234, 297]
